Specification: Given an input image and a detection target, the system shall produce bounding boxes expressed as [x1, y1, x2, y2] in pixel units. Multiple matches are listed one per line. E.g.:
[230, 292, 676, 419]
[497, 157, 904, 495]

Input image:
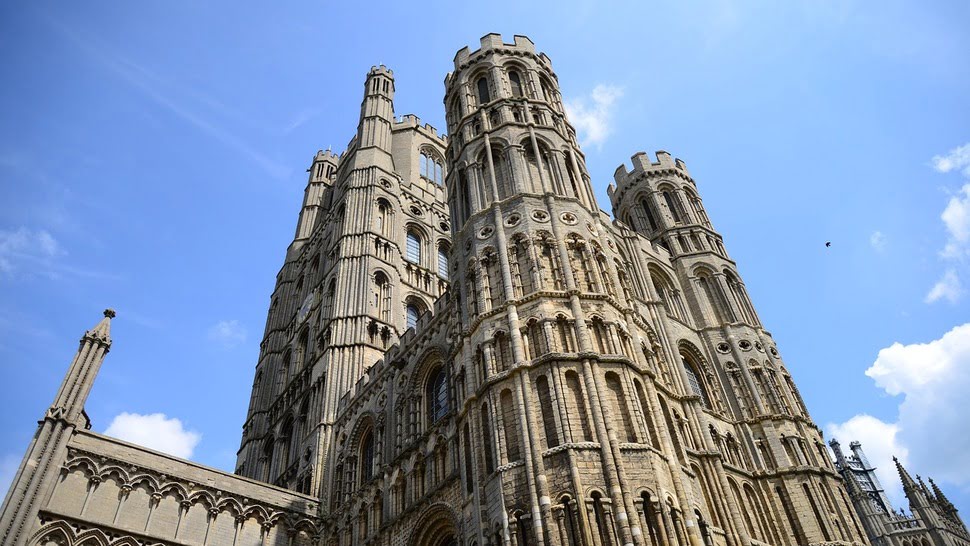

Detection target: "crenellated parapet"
[608, 150, 693, 207]
[393, 114, 448, 144]
[447, 34, 552, 85]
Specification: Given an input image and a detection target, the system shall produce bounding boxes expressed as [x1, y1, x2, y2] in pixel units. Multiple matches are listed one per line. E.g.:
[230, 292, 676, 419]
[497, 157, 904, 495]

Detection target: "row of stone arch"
[29, 519, 316, 546]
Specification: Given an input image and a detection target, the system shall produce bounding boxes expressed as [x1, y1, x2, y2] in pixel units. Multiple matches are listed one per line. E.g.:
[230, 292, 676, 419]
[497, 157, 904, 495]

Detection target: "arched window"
[634, 380, 660, 448]
[639, 198, 659, 232]
[696, 270, 734, 323]
[406, 304, 420, 330]
[561, 496, 580, 546]
[564, 371, 593, 442]
[535, 375, 559, 448]
[481, 404, 495, 474]
[682, 356, 710, 409]
[477, 76, 491, 105]
[406, 230, 421, 263]
[278, 351, 292, 393]
[509, 70, 524, 97]
[605, 372, 636, 442]
[374, 272, 390, 321]
[376, 198, 392, 237]
[662, 191, 683, 224]
[540, 76, 558, 109]
[684, 189, 710, 226]
[324, 278, 336, 316]
[426, 367, 448, 425]
[437, 244, 449, 279]
[591, 491, 613, 546]
[420, 151, 443, 184]
[279, 418, 294, 476]
[261, 437, 275, 482]
[360, 428, 375, 484]
[500, 389, 521, 461]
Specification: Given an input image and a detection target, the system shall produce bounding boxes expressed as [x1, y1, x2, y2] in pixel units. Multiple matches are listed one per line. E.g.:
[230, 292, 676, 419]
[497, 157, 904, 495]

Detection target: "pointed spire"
[929, 478, 956, 511]
[82, 308, 115, 347]
[894, 456, 919, 491]
[917, 475, 934, 499]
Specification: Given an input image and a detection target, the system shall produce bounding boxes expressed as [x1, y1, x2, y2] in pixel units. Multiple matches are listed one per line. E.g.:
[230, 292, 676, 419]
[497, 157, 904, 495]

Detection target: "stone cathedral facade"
[1, 34, 881, 546]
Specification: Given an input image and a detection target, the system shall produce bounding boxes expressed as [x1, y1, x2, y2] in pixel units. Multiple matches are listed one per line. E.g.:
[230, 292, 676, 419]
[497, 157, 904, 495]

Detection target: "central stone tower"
[241, 33, 870, 546]
[443, 34, 653, 546]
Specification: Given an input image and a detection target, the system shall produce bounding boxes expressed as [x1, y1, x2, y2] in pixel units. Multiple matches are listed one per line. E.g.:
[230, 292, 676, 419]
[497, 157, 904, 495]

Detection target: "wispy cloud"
[932, 143, 970, 177]
[926, 268, 963, 304]
[0, 227, 62, 274]
[281, 108, 322, 135]
[47, 20, 291, 181]
[207, 319, 247, 349]
[104, 412, 201, 459]
[940, 183, 970, 260]
[564, 84, 624, 150]
[870, 230, 887, 252]
[0, 226, 121, 282]
[926, 144, 970, 304]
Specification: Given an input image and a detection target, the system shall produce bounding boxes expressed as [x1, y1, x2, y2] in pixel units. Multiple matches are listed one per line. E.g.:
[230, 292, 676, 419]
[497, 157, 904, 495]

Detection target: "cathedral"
[830, 440, 968, 546]
[3, 33, 954, 546]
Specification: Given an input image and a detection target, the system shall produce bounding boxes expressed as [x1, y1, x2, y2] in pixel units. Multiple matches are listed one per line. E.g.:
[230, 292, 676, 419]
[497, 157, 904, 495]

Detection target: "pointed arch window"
[406, 304, 420, 330]
[663, 191, 683, 224]
[640, 198, 659, 232]
[481, 404, 495, 474]
[426, 366, 448, 425]
[477, 76, 491, 105]
[360, 428, 375, 484]
[509, 70, 524, 97]
[261, 437, 275, 482]
[406, 230, 421, 264]
[682, 357, 710, 409]
[420, 151, 443, 184]
[376, 198, 393, 237]
[437, 244, 449, 279]
[374, 272, 391, 322]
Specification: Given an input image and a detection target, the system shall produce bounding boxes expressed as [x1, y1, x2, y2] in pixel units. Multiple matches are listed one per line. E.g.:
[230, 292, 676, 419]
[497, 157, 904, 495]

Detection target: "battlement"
[393, 114, 447, 142]
[608, 151, 692, 204]
[447, 34, 551, 85]
[612, 151, 689, 183]
[367, 64, 394, 78]
[313, 149, 341, 163]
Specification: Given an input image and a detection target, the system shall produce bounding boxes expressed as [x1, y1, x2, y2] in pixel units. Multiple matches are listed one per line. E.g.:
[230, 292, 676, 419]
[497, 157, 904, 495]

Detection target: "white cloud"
[867, 324, 970, 485]
[870, 230, 887, 252]
[831, 324, 970, 508]
[826, 415, 908, 508]
[104, 412, 200, 459]
[926, 145, 970, 302]
[207, 319, 247, 349]
[932, 143, 970, 177]
[940, 183, 970, 259]
[564, 84, 624, 149]
[925, 268, 963, 304]
[0, 227, 63, 274]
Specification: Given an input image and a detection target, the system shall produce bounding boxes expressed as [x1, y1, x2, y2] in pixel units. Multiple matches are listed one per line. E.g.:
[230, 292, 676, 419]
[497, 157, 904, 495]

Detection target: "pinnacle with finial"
[83, 308, 115, 346]
[929, 478, 955, 510]
[894, 456, 919, 492]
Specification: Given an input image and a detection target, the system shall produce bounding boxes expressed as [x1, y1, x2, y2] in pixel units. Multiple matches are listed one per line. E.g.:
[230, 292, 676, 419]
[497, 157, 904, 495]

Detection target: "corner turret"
[0, 309, 115, 544]
[356, 65, 396, 157]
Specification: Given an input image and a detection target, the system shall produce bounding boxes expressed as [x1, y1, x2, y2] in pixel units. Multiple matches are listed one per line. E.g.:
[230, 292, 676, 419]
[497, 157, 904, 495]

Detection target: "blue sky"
[1, 0, 968, 516]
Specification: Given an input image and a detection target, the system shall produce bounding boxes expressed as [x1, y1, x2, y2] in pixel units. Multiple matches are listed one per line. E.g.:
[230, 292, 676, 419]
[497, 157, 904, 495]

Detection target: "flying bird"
[825, 241, 832, 248]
